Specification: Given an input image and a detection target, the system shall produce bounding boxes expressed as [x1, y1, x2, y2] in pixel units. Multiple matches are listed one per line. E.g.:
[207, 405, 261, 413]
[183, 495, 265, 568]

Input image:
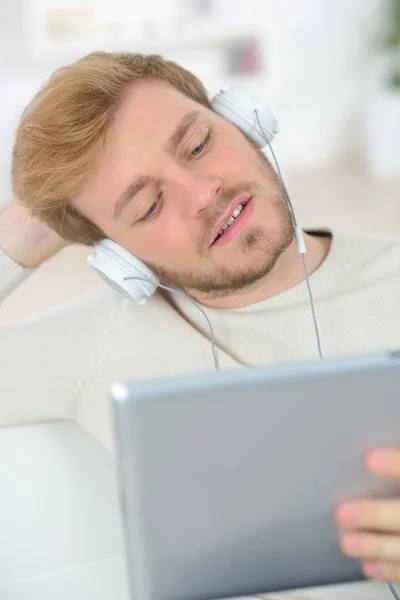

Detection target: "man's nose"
[178, 175, 223, 216]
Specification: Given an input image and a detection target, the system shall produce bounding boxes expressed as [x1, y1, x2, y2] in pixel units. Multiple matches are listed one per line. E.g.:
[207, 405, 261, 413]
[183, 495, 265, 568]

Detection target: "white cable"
[388, 582, 400, 600]
[254, 109, 324, 362]
[123, 276, 219, 371]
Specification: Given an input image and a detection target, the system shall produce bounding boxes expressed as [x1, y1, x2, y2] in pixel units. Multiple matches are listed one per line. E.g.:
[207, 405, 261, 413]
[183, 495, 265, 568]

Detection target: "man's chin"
[182, 259, 284, 297]
[148, 224, 294, 297]
[193, 231, 295, 296]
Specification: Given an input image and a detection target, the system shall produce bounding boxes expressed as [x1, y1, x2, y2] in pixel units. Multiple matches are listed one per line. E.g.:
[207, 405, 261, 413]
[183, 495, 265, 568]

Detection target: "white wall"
[259, 0, 385, 167]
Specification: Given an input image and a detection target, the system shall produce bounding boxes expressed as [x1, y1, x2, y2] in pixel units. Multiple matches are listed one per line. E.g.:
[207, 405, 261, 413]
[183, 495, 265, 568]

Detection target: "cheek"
[214, 136, 258, 178]
[120, 218, 195, 265]
[145, 219, 193, 261]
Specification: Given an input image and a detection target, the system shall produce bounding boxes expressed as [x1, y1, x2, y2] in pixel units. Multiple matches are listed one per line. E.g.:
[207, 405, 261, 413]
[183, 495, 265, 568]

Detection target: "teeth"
[216, 202, 246, 240]
[232, 206, 242, 218]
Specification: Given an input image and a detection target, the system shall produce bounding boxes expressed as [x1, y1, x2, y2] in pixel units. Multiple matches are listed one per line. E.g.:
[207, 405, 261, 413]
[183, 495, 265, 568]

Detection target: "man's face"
[74, 80, 294, 296]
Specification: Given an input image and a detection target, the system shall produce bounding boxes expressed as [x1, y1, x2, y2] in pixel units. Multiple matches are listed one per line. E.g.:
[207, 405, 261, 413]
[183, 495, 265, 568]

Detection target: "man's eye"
[146, 200, 158, 217]
[191, 141, 205, 156]
[189, 129, 212, 159]
[138, 193, 163, 223]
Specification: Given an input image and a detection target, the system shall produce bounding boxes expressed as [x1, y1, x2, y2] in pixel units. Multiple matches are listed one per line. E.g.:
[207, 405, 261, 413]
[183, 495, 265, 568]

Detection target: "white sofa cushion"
[0, 420, 129, 600]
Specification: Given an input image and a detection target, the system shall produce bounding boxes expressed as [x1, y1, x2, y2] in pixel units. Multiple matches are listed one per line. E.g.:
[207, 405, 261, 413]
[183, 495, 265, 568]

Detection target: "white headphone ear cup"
[87, 239, 159, 304]
[211, 87, 279, 147]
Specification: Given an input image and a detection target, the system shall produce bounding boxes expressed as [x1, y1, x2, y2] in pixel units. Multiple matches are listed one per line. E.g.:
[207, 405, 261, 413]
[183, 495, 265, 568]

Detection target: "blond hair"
[12, 52, 211, 244]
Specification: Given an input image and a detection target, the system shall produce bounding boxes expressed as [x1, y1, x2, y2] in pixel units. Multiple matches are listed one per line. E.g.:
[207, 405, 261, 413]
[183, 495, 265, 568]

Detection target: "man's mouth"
[214, 202, 248, 241]
[211, 195, 252, 245]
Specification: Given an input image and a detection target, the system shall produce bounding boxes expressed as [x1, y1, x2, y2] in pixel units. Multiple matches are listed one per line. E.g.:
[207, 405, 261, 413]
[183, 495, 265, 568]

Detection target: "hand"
[0, 202, 69, 268]
[335, 449, 400, 581]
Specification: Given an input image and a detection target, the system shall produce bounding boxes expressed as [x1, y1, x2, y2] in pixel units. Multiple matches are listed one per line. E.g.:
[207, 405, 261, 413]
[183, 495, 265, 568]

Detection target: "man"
[1, 51, 400, 590]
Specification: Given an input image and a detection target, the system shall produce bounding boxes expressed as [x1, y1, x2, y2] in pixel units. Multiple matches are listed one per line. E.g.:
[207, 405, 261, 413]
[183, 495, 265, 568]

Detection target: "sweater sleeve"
[0, 248, 35, 304]
[0, 264, 121, 427]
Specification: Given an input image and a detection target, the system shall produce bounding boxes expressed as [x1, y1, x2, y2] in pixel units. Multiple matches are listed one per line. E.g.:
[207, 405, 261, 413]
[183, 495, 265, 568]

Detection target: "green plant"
[381, 0, 400, 87]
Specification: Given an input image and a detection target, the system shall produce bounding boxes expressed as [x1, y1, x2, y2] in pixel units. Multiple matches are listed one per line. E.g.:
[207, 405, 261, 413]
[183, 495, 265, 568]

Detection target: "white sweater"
[1, 229, 400, 453]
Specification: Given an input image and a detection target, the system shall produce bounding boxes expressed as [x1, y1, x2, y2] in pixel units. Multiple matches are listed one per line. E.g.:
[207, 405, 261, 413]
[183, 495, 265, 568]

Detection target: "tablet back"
[112, 352, 400, 600]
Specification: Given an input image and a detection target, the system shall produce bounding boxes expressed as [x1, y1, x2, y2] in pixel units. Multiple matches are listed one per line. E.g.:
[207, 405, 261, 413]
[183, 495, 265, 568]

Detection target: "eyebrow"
[163, 110, 200, 155]
[113, 110, 201, 221]
[113, 175, 153, 220]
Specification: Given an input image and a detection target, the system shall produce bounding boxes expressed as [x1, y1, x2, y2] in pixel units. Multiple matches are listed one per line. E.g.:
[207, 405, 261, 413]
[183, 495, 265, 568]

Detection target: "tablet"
[111, 351, 400, 600]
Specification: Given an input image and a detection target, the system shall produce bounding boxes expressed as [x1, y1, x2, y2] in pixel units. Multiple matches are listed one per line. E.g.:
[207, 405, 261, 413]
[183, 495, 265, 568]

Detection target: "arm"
[0, 247, 33, 303]
[0, 202, 68, 302]
[0, 202, 110, 427]
[0, 289, 119, 427]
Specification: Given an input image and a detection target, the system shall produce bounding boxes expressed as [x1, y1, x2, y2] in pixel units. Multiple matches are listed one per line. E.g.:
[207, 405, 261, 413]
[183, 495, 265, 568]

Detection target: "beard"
[147, 150, 295, 297]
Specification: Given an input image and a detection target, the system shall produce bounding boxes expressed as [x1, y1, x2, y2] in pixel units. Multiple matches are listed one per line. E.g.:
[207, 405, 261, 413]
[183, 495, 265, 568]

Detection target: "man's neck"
[192, 231, 332, 310]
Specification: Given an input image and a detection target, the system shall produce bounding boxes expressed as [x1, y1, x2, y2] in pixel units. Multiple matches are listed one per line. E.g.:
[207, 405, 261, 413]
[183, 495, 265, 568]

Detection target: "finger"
[335, 499, 400, 532]
[363, 561, 400, 582]
[366, 449, 400, 478]
[340, 532, 400, 561]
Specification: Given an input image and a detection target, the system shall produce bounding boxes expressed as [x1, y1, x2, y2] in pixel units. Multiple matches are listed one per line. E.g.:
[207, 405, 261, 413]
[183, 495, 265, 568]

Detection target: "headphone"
[87, 87, 280, 305]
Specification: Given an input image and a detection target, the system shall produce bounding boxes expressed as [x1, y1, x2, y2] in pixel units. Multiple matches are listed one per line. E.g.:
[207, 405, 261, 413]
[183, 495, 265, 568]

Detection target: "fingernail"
[363, 562, 383, 579]
[368, 451, 390, 472]
[342, 534, 362, 553]
[336, 503, 359, 524]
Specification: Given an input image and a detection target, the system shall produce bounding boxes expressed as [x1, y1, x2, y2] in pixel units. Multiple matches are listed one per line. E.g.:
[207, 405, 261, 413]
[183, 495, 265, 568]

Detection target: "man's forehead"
[116, 80, 207, 129]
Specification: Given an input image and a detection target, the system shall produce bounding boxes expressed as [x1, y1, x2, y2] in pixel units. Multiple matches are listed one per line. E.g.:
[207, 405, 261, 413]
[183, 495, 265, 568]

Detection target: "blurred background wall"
[0, 0, 399, 322]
